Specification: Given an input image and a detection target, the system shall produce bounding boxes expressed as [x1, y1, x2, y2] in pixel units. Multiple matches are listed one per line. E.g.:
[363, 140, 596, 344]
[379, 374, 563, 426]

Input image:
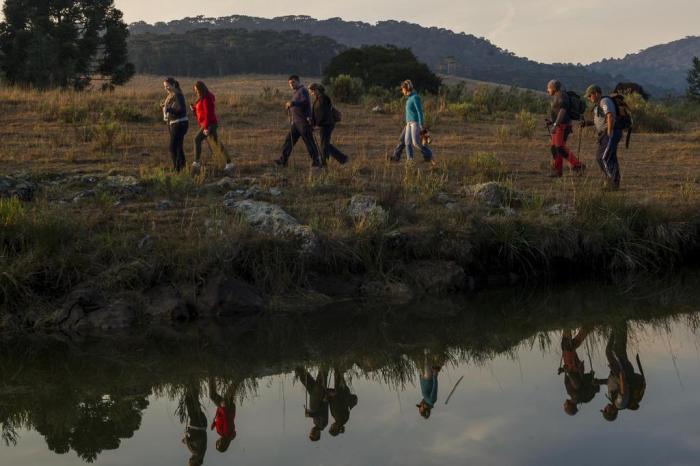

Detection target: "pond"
[1, 275, 700, 466]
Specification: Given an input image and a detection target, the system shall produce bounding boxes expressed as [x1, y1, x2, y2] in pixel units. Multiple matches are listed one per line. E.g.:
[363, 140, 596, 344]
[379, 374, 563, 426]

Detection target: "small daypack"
[566, 91, 587, 121]
[607, 94, 634, 148]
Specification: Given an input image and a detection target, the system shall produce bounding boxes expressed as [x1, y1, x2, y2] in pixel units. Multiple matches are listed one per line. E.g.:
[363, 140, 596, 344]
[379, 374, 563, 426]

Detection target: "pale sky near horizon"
[113, 0, 698, 64]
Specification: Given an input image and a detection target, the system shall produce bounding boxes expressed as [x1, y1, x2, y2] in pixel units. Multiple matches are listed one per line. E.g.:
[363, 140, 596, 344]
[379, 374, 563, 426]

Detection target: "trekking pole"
[444, 375, 464, 405]
[577, 124, 583, 157]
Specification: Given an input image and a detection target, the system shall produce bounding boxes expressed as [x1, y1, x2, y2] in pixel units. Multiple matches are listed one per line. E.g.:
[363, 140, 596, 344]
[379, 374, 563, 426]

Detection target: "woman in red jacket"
[190, 81, 234, 176]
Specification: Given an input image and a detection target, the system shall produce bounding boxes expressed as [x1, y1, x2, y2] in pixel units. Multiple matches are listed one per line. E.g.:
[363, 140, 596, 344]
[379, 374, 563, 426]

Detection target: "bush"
[468, 152, 504, 179]
[625, 94, 678, 133]
[514, 110, 538, 139]
[329, 74, 363, 104]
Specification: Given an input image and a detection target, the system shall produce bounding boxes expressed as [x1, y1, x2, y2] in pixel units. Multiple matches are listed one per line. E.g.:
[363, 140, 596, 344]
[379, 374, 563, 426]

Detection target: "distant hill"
[587, 36, 700, 94]
[129, 15, 619, 93]
[128, 29, 344, 77]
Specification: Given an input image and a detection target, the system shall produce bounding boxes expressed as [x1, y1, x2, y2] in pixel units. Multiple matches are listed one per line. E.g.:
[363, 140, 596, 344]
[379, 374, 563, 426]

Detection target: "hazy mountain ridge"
[130, 15, 696, 95]
[587, 36, 700, 93]
[129, 15, 618, 92]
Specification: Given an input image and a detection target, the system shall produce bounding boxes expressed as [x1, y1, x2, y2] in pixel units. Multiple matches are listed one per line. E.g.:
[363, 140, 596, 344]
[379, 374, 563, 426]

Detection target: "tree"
[323, 45, 442, 94]
[688, 57, 700, 101]
[0, 0, 134, 89]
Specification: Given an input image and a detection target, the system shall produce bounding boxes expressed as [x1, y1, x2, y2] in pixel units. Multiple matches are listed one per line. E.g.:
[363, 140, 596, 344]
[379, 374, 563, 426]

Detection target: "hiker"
[546, 79, 585, 177]
[275, 75, 322, 168]
[161, 77, 189, 172]
[390, 80, 434, 164]
[416, 349, 442, 419]
[326, 367, 358, 436]
[558, 327, 599, 416]
[181, 382, 207, 466]
[190, 81, 234, 176]
[295, 367, 329, 441]
[309, 83, 348, 165]
[208, 377, 237, 453]
[581, 85, 623, 190]
[599, 323, 647, 422]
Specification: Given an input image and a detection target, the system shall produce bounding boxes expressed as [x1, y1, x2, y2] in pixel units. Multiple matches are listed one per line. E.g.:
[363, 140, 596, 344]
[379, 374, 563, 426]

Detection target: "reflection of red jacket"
[194, 93, 218, 129]
[211, 406, 235, 438]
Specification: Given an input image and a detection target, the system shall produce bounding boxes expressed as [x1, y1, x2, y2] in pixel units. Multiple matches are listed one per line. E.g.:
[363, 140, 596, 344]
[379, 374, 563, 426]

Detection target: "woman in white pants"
[391, 80, 434, 163]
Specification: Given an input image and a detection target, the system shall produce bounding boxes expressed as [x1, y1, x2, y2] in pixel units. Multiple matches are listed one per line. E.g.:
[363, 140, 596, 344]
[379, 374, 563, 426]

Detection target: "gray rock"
[156, 199, 175, 211]
[243, 186, 263, 199]
[404, 260, 467, 294]
[137, 235, 154, 250]
[199, 275, 265, 318]
[347, 195, 389, 226]
[545, 203, 575, 216]
[72, 190, 96, 202]
[0, 176, 38, 201]
[434, 192, 457, 205]
[467, 182, 523, 208]
[224, 200, 318, 254]
[269, 187, 283, 197]
[216, 177, 237, 190]
[99, 175, 144, 196]
[360, 281, 414, 306]
[223, 189, 247, 201]
[371, 105, 384, 113]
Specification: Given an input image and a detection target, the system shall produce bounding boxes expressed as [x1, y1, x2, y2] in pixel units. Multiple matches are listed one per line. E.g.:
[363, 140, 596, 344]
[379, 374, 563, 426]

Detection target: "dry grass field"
[1, 74, 700, 317]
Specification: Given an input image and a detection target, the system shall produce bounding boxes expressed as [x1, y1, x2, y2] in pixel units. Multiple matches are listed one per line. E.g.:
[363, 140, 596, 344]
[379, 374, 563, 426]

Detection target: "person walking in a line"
[276, 75, 322, 168]
[190, 81, 234, 176]
[546, 79, 585, 177]
[309, 83, 348, 165]
[390, 80, 434, 164]
[582, 85, 623, 190]
[161, 77, 189, 172]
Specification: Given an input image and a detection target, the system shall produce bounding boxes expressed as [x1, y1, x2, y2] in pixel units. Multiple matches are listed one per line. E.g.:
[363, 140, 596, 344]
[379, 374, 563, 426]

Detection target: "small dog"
[421, 126, 432, 146]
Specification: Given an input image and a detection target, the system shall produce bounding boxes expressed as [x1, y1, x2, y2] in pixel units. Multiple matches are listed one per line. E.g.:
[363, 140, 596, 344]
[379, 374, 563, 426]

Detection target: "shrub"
[468, 152, 504, 179]
[625, 94, 678, 133]
[514, 110, 538, 139]
[329, 74, 363, 104]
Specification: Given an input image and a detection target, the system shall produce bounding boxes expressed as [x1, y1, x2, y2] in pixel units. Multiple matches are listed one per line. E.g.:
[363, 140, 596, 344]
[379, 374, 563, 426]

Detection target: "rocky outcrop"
[198, 275, 266, 318]
[0, 175, 38, 201]
[224, 199, 318, 254]
[466, 182, 524, 208]
[403, 260, 467, 294]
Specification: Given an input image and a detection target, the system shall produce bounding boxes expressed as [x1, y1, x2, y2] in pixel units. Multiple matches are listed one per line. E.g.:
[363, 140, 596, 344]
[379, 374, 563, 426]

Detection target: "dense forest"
[128, 15, 620, 93]
[128, 28, 344, 77]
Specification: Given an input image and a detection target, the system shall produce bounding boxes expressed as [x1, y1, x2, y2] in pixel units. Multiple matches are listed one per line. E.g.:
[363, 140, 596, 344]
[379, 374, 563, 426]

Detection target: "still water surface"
[1, 278, 700, 465]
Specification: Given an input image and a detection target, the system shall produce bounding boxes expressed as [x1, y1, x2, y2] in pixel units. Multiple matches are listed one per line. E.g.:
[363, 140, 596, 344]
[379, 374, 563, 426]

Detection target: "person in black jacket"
[161, 77, 189, 172]
[309, 83, 348, 165]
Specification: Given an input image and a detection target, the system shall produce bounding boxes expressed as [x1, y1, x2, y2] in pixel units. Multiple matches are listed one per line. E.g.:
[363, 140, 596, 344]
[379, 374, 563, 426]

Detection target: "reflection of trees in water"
[1, 278, 700, 461]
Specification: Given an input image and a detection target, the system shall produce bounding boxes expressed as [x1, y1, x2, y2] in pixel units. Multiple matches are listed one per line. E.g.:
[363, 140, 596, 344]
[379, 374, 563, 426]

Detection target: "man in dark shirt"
[276, 75, 322, 168]
[295, 367, 329, 441]
[546, 80, 585, 177]
[327, 368, 358, 436]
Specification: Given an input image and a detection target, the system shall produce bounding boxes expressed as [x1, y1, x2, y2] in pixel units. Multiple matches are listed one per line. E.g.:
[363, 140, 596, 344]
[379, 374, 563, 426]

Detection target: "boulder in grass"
[466, 182, 523, 208]
[224, 199, 319, 254]
[347, 195, 389, 226]
[0, 176, 38, 201]
[198, 275, 266, 318]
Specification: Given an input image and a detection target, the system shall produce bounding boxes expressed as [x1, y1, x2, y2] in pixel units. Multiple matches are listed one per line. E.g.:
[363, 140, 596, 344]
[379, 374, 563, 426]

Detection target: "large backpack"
[607, 94, 634, 148]
[566, 91, 587, 121]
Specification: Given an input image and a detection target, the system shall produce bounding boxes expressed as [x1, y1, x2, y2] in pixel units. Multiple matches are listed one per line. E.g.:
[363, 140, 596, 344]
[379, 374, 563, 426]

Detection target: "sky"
[114, 0, 699, 64]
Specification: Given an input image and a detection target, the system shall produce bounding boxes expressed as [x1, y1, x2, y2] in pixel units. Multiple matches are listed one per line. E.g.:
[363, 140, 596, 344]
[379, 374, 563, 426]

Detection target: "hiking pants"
[168, 121, 188, 172]
[392, 123, 433, 161]
[596, 129, 622, 187]
[280, 122, 322, 167]
[319, 125, 348, 164]
[194, 123, 231, 163]
[551, 124, 582, 174]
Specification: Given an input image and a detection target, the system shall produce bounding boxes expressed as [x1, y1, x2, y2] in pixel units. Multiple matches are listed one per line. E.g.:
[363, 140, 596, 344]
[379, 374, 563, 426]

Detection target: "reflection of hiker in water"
[416, 350, 443, 419]
[295, 367, 329, 442]
[558, 327, 599, 415]
[327, 367, 358, 437]
[600, 323, 647, 422]
[208, 377, 237, 453]
[181, 383, 207, 466]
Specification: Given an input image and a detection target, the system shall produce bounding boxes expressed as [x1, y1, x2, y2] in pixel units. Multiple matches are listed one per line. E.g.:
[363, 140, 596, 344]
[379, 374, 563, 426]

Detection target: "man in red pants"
[546, 80, 586, 177]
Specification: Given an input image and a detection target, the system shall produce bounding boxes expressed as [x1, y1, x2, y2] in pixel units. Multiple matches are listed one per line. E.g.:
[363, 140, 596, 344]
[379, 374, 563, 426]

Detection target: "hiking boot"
[274, 159, 287, 168]
[191, 161, 201, 176]
[223, 162, 235, 176]
[572, 163, 586, 176]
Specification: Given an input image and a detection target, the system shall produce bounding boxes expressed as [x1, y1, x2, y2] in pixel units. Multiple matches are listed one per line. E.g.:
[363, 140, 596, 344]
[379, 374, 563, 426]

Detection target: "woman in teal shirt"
[391, 80, 434, 163]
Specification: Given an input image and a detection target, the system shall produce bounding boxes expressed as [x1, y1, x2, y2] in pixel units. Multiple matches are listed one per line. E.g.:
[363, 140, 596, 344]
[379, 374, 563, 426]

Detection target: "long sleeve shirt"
[290, 85, 312, 126]
[405, 92, 425, 127]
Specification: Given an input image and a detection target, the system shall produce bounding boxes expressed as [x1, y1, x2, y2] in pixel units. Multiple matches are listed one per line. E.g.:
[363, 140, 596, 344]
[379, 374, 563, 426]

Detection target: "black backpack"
[566, 91, 587, 121]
